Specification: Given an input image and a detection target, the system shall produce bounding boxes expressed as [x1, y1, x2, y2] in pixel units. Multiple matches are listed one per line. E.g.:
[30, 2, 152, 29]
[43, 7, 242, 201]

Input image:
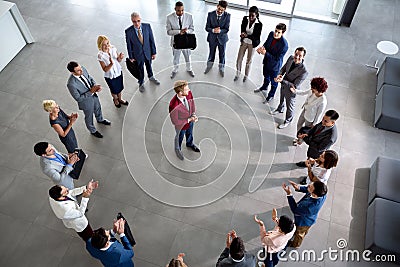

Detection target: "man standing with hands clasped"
[169, 80, 200, 160]
[166, 1, 195, 79]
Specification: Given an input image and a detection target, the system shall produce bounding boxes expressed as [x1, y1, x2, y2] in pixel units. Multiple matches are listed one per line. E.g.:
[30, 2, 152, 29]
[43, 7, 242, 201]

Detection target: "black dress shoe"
[299, 176, 308, 185]
[296, 161, 306, 168]
[175, 149, 184, 160]
[187, 144, 200, 152]
[120, 100, 129, 106]
[99, 119, 111, 125]
[91, 131, 103, 138]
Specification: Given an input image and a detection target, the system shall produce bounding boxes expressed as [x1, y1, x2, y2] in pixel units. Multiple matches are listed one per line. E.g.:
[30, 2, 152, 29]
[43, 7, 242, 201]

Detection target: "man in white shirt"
[166, 1, 195, 79]
[48, 179, 98, 241]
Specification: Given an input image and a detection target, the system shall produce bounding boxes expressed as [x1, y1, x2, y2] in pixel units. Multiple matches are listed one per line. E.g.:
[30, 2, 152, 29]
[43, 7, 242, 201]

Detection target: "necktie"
[178, 16, 182, 30]
[217, 15, 221, 22]
[138, 29, 144, 45]
[79, 76, 90, 89]
[314, 126, 324, 135]
[183, 98, 189, 111]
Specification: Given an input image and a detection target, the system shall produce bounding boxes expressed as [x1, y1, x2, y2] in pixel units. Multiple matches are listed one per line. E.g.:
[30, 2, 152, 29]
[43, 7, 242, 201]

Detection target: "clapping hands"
[113, 218, 125, 235]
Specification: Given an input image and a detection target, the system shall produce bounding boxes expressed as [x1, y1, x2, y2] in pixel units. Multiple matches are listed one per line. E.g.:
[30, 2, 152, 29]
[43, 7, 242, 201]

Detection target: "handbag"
[126, 58, 140, 79]
[173, 33, 197, 50]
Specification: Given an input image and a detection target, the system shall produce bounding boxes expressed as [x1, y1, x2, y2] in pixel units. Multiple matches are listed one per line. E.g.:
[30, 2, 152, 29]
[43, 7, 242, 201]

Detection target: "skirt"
[105, 73, 124, 94]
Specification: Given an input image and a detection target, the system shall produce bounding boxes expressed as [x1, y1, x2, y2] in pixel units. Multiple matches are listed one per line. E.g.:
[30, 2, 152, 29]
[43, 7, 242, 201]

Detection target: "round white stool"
[366, 41, 399, 73]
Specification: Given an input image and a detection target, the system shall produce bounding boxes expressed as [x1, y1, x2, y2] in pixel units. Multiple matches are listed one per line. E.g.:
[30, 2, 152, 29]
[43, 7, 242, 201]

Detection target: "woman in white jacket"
[292, 77, 328, 146]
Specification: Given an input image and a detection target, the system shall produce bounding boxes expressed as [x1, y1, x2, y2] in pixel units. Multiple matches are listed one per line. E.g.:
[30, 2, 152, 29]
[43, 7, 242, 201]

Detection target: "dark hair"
[310, 77, 328, 93]
[49, 185, 62, 200]
[91, 228, 108, 249]
[323, 150, 338, 169]
[34, 141, 48, 156]
[175, 1, 183, 7]
[230, 237, 245, 261]
[313, 181, 328, 197]
[278, 215, 294, 234]
[276, 23, 287, 33]
[218, 1, 228, 9]
[168, 259, 184, 267]
[67, 61, 79, 72]
[295, 46, 307, 57]
[325, 110, 339, 121]
[249, 6, 259, 18]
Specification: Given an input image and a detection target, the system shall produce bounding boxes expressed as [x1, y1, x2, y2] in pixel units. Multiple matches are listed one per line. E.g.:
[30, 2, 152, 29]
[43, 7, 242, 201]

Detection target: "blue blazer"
[125, 23, 156, 63]
[205, 11, 231, 44]
[262, 31, 288, 72]
[86, 235, 134, 267]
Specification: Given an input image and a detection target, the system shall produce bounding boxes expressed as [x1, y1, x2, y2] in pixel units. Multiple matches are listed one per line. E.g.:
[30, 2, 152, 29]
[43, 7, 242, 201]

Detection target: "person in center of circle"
[234, 6, 262, 83]
[97, 35, 128, 108]
[43, 99, 80, 154]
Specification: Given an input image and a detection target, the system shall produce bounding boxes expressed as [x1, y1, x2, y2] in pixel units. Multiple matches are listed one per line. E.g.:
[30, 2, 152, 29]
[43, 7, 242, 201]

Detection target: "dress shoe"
[114, 102, 121, 108]
[149, 76, 160, 85]
[233, 76, 239, 81]
[204, 67, 212, 74]
[296, 161, 307, 168]
[269, 109, 283, 115]
[170, 71, 177, 79]
[187, 70, 195, 77]
[254, 88, 262, 93]
[243, 76, 247, 82]
[219, 70, 224, 77]
[262, 96, 273, 104]
[120, 100, 129, 106]
[187, 144, 200, 152]
[175, 149, 184, 160]
[278, 121, 290, 129]
[299, 176, 308, 185]
[91, 131, 103, 138]
[99, 119, 111, 125]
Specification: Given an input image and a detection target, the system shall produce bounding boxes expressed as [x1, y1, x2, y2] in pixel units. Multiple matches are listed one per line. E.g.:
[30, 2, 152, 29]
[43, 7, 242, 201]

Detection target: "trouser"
[174, 122, 194, 150]
[236, 42, 254, 77]
[276, 85, 296, 123]
[77, 223, 93, 241]
[260, 65, 279, 98]
[82, 97, 104, 133]
[296, 109, 314, 133]
[138, 58, 154, 83]
[172, 48, 192, 72]
[207, 41, 226, 71]
[264, 251, 279, 267]
[291, 225, 311, 248]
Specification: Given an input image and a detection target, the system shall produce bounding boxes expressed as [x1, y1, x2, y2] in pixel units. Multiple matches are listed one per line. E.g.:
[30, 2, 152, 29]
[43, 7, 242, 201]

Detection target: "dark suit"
[169, 91, 196, 150]
[259, 31, 288, 98]
[240, 16, 262, 47]
[86, 234, 134, 267]
[303, 122, 337, 159]
[216, 247, 256, 267]
[205, 11, 231, 71]
[67, 66, 104, 133]
[276, 55, 308, 123]
[125, 23, 156, 84]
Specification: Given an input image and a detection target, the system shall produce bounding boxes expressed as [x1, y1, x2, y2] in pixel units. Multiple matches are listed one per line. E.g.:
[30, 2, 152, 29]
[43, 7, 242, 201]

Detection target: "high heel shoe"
[114, 99, 121, 108]
[119, 100, 129, 106]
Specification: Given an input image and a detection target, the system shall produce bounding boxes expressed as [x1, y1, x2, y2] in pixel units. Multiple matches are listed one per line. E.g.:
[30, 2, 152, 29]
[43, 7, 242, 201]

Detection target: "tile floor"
[0, 0, 399, 266]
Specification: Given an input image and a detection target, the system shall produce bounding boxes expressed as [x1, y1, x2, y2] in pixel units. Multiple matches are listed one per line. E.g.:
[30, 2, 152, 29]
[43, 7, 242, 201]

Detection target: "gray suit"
[40, 149, 75, 189]
[276, 55, 308, 123]
[67, 66, 104, 133]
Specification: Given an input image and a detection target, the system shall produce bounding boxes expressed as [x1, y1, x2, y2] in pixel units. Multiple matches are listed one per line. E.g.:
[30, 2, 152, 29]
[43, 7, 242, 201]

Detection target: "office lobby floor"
[0, 0, 399, 266]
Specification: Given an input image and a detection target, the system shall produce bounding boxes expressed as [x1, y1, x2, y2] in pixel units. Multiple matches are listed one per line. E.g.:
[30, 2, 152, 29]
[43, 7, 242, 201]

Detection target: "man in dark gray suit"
[216, 230, 256, 267]
[67, 61, 111, 138]
[270, 47, 308, 129]
[204, 0, 231, 77]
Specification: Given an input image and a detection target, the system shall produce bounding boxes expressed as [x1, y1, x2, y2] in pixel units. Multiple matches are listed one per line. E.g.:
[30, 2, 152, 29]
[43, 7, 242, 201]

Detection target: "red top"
[169, 91, 196, 130]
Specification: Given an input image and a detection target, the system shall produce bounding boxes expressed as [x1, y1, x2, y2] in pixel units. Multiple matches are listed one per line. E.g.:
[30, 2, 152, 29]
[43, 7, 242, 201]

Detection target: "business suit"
[125, 23, 156, 84]
[40, 148, 75, 189]
[205, 10, 231, 71]
[86, 233, 134, 267]
[275, 55, 308, 124]
[166, 12, 194, 72]
[259, 31, 288, 98]
[216, 247, 256, 267]
[303, 122, 337, 159]
[67, 67, 104, 134]
[169, 91, 196, 150]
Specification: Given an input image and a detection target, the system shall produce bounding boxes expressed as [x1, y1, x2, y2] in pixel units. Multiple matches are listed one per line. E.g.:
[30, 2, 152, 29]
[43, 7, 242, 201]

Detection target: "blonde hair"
[97, 35, 109, 50]
[173, 80, 188, 94]
[43, 100, 57, 112]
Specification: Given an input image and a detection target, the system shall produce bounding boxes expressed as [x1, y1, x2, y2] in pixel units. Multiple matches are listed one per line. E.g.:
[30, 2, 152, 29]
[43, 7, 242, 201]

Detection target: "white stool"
[366, 41, 399, 73]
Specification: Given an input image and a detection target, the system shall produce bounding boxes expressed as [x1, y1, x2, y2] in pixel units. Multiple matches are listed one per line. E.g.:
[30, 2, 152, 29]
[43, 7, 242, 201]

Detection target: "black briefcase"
[69, 149, 86, 180]
[173, 33, 197, 50]
[126, 58, 140, 79]
[117, 212, 136, 246]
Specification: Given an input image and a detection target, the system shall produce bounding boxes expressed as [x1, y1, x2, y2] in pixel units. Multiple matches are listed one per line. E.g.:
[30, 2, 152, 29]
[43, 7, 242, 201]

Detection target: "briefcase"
[126, 58, 140, 79]
[117, 212, 136, 246]
[69, 149, 86, 180]
[173, 33, 197, 50]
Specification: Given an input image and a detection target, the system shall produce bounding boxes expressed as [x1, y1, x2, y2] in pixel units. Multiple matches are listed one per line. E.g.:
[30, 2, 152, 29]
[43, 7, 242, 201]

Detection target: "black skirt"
[105, 73, 124, 94]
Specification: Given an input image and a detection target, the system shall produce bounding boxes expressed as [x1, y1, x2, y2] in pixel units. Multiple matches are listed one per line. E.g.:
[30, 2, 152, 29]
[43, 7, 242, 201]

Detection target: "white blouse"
[306, 164, 332, 185]
[297, 89, 327, 125]
[243, 20, 257, 44]
[97, 46, 122, 79]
